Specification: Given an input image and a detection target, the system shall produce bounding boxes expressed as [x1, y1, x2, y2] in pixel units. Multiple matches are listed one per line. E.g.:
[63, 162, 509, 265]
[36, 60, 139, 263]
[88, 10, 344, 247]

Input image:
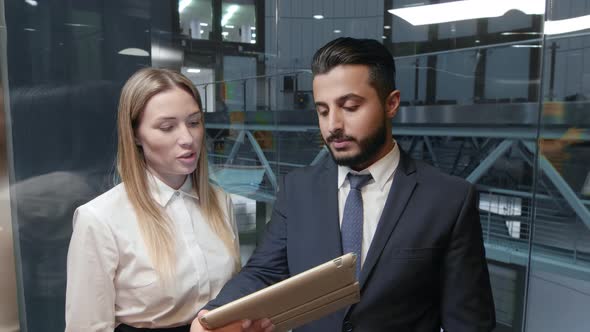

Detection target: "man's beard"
[323, 120, 388, 169]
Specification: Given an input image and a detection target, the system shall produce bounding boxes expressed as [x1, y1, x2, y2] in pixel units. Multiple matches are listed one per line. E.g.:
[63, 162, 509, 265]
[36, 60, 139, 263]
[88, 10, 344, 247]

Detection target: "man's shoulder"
[412, 158, 472, 192]
[284, 156, 333, 180]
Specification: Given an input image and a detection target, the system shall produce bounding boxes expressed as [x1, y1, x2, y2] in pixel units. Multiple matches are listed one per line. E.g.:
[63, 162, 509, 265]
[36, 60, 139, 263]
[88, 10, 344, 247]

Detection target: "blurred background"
[1, 0, 589, 331]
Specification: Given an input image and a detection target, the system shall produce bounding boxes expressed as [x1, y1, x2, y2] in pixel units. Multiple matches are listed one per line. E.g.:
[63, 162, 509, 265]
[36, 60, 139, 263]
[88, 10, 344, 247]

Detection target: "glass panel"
[178, 0, 214, 40]
[221, 0, 257, 43]
[526, 1, 590, 331]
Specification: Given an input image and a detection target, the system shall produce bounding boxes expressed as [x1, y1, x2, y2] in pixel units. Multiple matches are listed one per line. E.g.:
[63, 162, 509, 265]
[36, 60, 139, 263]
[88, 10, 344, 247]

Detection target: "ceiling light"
[221, 5, 239, 26]
[25, 0, 37, 6]
[512, 44, 542, 48]
[24, 28, 36, 32]
[382, 35, 387, 39]
[222, 31, 229, 36]
[334, 29, 341, 33]
[313, 15, 324, 19]
[187, 68, 201, 73]
[501, 31, 542, 35]
[179, 0, 191, 13]
[225, 25, 235, 28]
[545, 14, 590, 35]
[384, 25, 391, 29]
[251, 27, 256, 30]
[250, 40, 256, 44]
[252, 33, 257, 37]
[389, 0, 544, 26]
[200, 30, 204, 33]
[118, 48, 149, 57]
[200, 22, 208, 27]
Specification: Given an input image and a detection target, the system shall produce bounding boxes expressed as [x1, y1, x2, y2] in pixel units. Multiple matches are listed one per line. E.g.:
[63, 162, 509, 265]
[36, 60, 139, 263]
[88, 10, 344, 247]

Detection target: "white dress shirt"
[338, 142, 400, 268]
[66, 174, 238, 331]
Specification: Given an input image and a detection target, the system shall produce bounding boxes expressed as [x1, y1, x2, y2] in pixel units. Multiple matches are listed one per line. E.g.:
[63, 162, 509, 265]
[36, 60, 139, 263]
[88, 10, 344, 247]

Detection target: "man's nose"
[327, 108, 343, 133]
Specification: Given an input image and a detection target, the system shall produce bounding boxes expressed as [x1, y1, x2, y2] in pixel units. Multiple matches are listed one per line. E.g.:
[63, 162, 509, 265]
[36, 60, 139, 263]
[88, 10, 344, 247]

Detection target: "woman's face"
[135, 87, 203, 189]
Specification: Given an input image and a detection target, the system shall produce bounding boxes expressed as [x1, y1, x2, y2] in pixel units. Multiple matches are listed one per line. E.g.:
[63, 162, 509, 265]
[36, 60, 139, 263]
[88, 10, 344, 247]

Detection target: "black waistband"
[114, 324, 191, 332]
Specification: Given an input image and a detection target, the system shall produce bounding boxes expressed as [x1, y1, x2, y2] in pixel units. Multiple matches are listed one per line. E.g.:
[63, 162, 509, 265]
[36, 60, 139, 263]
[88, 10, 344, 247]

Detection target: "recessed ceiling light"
[384, 25, 391, 29]
[225, 25, 235, 29]
[200, 22, 208, 27]
[313, 14, 324, 19]
[252, 33, 257, 37]
[222, 31, 229, 36]
[334, 29, 341, 33]
[118, 48, 149, 57]
[187, 68, 201, 73]
[250, 40, 256, 44]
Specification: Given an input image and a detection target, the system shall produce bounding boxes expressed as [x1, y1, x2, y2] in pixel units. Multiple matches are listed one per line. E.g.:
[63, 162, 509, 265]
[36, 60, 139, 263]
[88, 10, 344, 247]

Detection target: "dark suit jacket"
[206, 151, 496, 332]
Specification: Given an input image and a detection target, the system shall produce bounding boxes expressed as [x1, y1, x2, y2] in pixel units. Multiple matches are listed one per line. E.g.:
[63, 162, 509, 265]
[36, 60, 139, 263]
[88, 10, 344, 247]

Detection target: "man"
[192, 37, 496, 332]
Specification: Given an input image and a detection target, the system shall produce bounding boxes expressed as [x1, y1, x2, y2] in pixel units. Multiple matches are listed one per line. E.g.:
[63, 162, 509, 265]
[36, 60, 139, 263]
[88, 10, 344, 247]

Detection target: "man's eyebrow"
[336, 93, 365, 103]
[314, 101, 329, 108]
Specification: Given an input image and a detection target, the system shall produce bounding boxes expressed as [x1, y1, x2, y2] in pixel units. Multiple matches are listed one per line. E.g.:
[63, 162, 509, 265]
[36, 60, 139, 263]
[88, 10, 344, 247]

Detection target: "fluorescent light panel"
[179, 0, 191, 13]
[545, 14, 590, 35]
[389, 0, 544, 26]
[221, 5, 239, 26]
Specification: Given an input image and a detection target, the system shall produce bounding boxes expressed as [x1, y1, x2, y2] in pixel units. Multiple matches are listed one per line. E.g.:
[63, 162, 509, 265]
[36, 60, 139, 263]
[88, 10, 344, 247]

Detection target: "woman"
[66, 68, 240, 332]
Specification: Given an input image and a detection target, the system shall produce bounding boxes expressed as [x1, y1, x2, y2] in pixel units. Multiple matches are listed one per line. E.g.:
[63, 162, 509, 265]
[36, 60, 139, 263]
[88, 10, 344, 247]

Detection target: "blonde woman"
[65, 68, 240, 332]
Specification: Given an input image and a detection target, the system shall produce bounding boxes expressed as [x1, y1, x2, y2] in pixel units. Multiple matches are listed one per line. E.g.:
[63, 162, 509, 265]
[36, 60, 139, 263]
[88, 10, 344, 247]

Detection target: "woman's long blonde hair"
[117, 68, 240, 276]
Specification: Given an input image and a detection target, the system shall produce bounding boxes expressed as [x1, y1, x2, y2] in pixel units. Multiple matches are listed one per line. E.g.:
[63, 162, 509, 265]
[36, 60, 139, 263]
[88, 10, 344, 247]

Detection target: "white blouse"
[65, 174, 239, 331]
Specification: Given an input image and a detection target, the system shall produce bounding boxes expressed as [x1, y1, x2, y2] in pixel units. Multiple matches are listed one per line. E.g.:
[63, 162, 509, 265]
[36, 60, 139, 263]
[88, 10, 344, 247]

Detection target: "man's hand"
[190, 310, 274, 332]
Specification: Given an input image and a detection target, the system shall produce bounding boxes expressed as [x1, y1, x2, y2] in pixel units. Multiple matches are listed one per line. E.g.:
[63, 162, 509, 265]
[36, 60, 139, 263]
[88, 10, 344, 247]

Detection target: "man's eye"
[343, 105, 359, 111]
[317, 109, 328, 116]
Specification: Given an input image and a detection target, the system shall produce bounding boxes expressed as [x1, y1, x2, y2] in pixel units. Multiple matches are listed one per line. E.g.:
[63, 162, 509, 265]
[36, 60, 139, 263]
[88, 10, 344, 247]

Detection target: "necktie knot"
[347, 173, 372, 191]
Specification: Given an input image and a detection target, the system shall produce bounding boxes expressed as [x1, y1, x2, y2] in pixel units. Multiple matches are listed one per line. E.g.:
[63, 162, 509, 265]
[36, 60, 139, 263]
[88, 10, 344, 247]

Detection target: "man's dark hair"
[311, 37, 397, 102]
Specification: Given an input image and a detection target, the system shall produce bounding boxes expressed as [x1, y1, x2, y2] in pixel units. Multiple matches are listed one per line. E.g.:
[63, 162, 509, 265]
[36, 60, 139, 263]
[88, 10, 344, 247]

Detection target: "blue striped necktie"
[341, 173, 373, 278]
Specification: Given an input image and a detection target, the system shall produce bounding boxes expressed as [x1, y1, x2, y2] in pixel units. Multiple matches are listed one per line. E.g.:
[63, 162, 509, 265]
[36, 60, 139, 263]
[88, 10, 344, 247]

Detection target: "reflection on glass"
[222, 0, 256, 43]
[179, 0, 213, 40]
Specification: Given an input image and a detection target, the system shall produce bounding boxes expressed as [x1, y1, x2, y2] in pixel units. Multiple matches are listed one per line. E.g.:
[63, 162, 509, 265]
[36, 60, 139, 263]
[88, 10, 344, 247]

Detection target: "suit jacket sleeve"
[440, 184, 496, 332]
[204, 175, 291, 311]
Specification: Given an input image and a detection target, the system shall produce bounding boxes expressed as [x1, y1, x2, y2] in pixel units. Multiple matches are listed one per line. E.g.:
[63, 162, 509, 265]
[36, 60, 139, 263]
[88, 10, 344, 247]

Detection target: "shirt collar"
[147, 172, 199, 207]
[337, 140, 400, 191]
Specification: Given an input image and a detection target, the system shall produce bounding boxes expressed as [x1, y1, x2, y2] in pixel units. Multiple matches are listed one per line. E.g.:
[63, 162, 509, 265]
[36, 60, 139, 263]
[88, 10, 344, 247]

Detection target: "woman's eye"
[159, 126, 173, 132]
[188, 120, 201, 127]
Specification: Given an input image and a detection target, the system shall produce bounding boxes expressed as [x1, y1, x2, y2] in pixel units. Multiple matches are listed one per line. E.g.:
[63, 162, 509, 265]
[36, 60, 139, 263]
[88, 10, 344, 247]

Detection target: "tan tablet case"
[199, 253, 360, 332]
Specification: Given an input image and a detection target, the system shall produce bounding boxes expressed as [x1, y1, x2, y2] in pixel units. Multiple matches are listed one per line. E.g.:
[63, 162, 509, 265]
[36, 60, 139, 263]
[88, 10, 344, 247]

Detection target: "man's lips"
[330, 139, 353, 149]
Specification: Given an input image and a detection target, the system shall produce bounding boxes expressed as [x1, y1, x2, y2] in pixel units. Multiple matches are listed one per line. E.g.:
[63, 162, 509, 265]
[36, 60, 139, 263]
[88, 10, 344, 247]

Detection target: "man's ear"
[385, 90, 401, 119]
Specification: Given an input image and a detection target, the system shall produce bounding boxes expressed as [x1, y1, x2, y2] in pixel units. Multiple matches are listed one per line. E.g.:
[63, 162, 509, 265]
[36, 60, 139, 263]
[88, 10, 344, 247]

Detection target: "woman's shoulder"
[76, 183, 131, 222]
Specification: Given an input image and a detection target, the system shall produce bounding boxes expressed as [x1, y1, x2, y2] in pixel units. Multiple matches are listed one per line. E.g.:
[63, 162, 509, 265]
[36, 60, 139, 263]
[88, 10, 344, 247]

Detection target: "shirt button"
[343, 321, 353, 332]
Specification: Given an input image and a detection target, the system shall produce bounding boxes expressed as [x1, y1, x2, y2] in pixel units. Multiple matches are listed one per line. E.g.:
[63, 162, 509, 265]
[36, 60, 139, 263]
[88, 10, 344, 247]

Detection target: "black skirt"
[114, 324, 191, 332]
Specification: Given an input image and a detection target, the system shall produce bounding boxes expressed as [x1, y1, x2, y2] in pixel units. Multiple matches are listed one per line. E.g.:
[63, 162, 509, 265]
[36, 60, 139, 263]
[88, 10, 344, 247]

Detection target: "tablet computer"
[199, 253, 360, 331]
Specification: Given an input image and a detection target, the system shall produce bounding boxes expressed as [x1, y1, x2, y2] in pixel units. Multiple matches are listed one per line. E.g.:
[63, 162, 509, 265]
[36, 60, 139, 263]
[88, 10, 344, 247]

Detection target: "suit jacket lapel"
[359, 151, 417, 289]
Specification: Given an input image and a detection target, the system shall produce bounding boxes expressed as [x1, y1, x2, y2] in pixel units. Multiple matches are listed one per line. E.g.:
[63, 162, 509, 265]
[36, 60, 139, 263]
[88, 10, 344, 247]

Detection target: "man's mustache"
[326, 132, 355, 143]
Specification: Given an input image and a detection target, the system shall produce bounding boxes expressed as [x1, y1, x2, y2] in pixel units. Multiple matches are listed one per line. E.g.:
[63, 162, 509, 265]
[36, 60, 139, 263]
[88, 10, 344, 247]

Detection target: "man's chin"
[330, 152, 362, 167]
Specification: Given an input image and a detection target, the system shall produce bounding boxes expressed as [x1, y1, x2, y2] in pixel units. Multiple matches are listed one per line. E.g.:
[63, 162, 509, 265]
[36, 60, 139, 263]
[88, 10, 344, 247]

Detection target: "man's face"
[313, 64, 399, 170]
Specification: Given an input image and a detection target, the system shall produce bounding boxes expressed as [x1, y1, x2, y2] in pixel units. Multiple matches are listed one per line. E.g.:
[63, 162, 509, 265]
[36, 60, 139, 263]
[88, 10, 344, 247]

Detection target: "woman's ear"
[134, 136, 142, 146]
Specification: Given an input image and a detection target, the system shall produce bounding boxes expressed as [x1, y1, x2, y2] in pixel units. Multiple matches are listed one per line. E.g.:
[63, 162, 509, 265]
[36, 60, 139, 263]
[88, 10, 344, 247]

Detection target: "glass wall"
[1, 0, 589, 331]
